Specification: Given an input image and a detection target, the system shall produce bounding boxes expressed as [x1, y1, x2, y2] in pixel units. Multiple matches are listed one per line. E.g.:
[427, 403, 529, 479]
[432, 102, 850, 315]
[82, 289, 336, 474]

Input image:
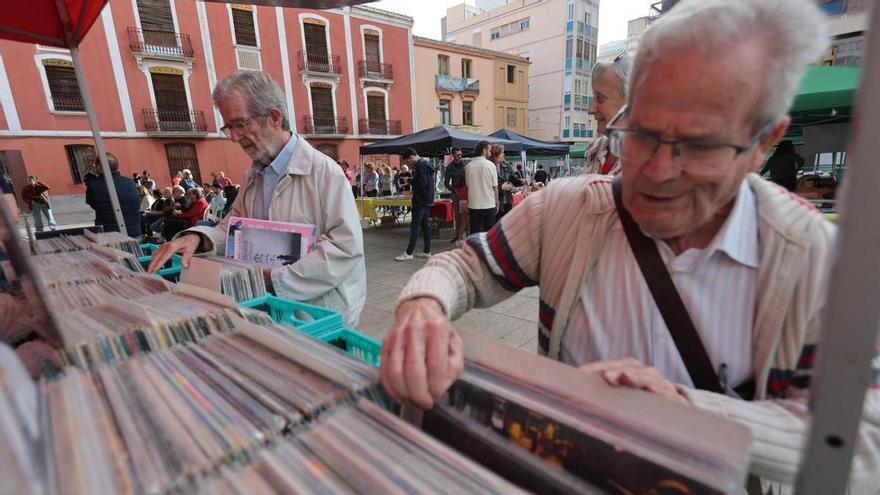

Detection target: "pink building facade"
[0, 1, 415, 204]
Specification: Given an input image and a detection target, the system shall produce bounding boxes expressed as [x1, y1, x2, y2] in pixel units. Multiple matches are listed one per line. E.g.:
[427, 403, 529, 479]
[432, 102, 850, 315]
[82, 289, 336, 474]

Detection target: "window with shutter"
[438, 55, 449, 76]
[43, 62, 84, 112]
[151, 73, 191, 131]
[165, 143, 202, 184]
[364, 34, 380, 63]
[367, 93, 386, 134]
[136, 0, 176, 46]
[232, 7, 257, 47]
[310, 86, 335, 133]
[64, 145, 95, 184]
[462, 101, 473, 126]
[304, 23, 329, 67]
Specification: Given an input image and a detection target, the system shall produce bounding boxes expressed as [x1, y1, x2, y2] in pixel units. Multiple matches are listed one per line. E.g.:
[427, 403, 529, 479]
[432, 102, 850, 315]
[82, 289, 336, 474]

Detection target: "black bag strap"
[610, 178, 724, 394]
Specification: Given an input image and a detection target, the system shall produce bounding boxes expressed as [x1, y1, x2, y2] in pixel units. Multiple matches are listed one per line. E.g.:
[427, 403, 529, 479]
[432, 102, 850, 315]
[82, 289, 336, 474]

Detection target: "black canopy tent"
[489, 129, 571, 177]
[359, 124, 524, 157]
[357, 125, 524, 198]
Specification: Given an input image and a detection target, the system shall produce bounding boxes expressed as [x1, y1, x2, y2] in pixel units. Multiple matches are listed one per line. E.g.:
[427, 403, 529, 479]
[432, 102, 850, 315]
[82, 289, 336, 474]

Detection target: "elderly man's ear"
[750, 117, 791, 172]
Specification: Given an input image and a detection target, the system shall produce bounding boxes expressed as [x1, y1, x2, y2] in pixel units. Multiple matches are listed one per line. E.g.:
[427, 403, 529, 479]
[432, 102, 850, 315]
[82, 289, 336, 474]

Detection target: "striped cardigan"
[398, 174, 880, 491]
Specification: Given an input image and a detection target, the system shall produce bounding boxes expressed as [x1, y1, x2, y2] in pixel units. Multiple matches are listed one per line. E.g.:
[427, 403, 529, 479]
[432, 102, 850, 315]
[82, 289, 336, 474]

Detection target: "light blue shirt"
[252, 133, 298, 220]
[561, 181, 759, 394]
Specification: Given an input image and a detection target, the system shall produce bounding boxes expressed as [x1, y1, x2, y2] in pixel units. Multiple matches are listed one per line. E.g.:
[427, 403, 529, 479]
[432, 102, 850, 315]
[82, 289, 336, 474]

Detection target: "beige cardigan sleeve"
[396, 187, 549, 318]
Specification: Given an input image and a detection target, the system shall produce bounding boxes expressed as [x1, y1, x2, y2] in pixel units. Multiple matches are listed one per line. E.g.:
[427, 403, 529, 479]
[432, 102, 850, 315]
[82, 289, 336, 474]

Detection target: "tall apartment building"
[624, 16, 652, 52]
[443, 0, 600, 143]
[413, 36, 529, 134]
[0, 1, 415, 205]
[820, 0, 873, 66]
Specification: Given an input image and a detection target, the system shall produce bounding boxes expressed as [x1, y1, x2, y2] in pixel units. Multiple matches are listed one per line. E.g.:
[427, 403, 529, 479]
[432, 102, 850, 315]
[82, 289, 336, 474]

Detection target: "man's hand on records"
[147, 234, 201, 273]
[381, 297, 464, 410]
[580, 358, 691, 406]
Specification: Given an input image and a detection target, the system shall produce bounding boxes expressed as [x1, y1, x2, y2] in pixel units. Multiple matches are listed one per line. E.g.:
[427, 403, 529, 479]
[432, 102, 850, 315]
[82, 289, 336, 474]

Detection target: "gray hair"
[172, 185, 185, 195]
[181, 168, 192, 178]
[631, 0, 828, 128]
[213, 71, 290, 131]
[591, 54, 632, 98]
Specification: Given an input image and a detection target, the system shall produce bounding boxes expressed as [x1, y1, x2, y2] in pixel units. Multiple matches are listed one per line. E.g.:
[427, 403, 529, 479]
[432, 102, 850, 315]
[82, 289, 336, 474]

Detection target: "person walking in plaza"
[85, 153, 142, 238]
[494, 145, 522, 220]
[21, 176, 57, 232]
[379, 0, 880, 491]
[443, 147, 466, 243]
[585, 51, 632, 176]
[147, 70, 365, 326]
[465, 140, 497, 234]
[395, 148, 436, 261]
[759, 139, 804, 191]
[533, 163, 549, 185]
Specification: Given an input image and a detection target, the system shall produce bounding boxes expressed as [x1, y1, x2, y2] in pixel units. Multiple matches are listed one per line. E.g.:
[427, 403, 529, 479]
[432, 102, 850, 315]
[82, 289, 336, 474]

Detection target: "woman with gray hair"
[584, 51, 632, 176]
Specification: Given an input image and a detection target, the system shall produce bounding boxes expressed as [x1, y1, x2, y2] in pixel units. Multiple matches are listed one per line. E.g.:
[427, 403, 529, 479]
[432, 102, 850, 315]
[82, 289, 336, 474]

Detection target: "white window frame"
[227, 3, 261, 49]
[130, 0, 182, 50]
[362, 86, 391, 133]
[34, 54, 86, 115]
[359, 24, 384, 66]
[298, 12, 333, 59]
[306, 82, 340, 130]
[139, 61, 195, 123]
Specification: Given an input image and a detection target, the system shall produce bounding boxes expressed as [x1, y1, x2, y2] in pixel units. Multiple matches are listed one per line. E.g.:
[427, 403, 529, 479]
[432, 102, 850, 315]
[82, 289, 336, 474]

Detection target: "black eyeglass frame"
[606, 105, 776, 161]
[220, 113, 269, 136]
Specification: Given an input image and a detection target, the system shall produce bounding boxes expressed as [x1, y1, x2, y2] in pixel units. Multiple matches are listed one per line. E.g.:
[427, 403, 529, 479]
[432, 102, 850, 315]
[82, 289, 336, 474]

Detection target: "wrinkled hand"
[580, 358, 691, 406]
[146, 234, 200, 273]
[380, 297, 464, 409]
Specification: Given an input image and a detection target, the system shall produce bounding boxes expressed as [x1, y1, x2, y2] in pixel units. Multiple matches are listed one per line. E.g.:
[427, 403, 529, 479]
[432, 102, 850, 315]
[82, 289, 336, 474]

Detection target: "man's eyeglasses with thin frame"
[606, 105, 775, 170]
[220, 114, 267, 137]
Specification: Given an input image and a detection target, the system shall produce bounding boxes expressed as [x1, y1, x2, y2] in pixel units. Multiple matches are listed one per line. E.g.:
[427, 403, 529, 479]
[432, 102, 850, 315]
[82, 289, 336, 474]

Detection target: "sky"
[369, 0, 657, 48]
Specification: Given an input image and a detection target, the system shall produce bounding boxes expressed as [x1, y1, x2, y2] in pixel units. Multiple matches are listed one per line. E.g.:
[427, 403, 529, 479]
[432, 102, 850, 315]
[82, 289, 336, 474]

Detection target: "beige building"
[443, 0, 600, 142]
[413, 36, 529, 135]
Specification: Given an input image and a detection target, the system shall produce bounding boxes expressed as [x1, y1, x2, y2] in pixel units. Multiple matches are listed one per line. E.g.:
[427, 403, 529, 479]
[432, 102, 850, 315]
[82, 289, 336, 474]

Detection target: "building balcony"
[358, 118, 401, 136]
[143, 109, 208, 134]
[435, 75, 480, 93]
[128, 27, 194, 59]
[303, 116, 348, 135]
[357, 61, 394, 82]
[297, 50, 342, 75]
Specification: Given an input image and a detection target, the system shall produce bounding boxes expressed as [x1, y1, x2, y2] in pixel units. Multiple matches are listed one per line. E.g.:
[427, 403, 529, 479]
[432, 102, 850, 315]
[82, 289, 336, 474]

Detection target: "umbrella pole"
[359, 156, 364, 198]
[70, 44, 129, 237]
[565, 155, 572, 177]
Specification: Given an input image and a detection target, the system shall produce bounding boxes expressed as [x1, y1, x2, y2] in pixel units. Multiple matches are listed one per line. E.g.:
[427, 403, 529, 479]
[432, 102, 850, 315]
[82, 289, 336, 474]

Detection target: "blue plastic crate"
[240, 295, 344, 336]
[315, 327, 381, 367]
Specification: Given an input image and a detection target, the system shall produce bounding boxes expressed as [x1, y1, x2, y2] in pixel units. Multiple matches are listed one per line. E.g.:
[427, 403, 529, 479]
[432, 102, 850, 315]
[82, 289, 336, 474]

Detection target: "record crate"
[138, 243, 183, 282]
[239, 295, 344, 336]
[315, 327, 382, 367]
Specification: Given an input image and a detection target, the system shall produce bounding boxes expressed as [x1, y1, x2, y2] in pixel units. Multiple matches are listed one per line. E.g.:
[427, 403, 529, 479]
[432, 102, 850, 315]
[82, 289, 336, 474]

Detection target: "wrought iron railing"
[143, 109, 207, 133]
[52, 95, 85, 112]
[358, 118, 401, 135]
[357, 60, 393, 80]
[302, 116, 348, 135]
[297, 50, 342, 74]
[128, 27, 194, 58]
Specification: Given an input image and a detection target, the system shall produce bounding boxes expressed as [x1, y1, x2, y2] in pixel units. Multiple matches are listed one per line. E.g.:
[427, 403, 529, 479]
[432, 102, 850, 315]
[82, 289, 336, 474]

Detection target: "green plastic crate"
[137, 244, 182, 282]
[315, 327, 381, 367]
[240, 295, 344, 336]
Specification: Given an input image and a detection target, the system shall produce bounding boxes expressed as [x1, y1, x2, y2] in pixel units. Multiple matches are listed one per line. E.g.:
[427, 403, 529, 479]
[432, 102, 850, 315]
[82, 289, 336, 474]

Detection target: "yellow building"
[413, 36, 529, 135]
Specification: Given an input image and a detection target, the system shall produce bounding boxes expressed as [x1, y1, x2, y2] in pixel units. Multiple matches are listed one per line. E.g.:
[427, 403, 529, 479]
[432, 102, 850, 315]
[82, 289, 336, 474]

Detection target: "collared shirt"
[560, 181, 759, 393]
[252, 133, 297, 220]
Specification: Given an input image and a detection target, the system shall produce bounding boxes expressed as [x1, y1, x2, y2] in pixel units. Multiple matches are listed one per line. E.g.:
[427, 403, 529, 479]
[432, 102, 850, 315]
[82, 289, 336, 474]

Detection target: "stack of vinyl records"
[31, 235, 93, 255]
[420, 332, 752, 495]
[82, 230, 144, 257]
[195, 399, 525, 495]
[180, 256, 268, 303]
[45, 276, 171, 312]
[33, 248, 144, 287]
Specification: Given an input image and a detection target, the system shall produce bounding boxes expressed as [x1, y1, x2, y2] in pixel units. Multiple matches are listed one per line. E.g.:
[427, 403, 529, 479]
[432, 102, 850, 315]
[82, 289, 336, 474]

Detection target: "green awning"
[785, 65, 859, 141]
[570, 143, 588, 159]
[790, 65, 860, 113]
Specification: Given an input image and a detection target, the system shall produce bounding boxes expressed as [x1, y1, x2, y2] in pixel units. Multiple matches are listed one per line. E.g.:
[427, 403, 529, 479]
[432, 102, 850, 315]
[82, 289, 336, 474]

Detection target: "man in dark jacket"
[396, 148, 435, 261]
[84, 153, 141, 238]
[442, 147, 466, 243]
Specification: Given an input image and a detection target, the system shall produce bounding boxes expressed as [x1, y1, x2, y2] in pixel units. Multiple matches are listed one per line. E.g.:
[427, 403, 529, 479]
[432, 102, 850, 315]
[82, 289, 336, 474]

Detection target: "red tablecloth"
[429, 200, 455, 223]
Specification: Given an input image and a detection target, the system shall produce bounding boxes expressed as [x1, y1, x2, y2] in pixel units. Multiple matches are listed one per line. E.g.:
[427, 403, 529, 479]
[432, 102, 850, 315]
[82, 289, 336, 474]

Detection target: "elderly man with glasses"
[584, 50, 632, 176]
[148, 71, 366, 327]
[380, 0, 880, 491]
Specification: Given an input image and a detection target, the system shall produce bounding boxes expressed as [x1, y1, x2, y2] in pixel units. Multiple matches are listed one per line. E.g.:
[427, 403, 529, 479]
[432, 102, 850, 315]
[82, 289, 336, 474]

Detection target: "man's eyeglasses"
[220, 114, 267, 136]
[607, 105, 775, 171]
[613, 50, 629, 63]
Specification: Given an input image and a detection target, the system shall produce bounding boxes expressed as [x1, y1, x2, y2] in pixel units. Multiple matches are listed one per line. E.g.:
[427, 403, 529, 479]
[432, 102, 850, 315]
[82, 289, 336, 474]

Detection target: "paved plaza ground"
[37, 208, 541, 354]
